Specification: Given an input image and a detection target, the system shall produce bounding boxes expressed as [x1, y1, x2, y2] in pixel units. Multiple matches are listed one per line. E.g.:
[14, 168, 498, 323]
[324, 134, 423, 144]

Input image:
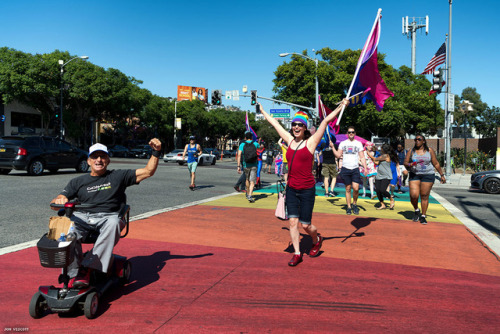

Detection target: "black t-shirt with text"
[61, 169, 137, 213]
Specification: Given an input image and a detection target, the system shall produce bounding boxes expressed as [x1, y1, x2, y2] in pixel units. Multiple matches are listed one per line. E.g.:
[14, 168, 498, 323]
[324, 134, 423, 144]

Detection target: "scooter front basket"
[36, 233, 75, 268]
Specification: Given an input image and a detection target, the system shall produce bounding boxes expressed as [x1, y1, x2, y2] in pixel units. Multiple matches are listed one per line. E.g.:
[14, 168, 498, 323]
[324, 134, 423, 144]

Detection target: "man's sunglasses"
[347, 131, 355, 134]
[292, 122, 305, 128]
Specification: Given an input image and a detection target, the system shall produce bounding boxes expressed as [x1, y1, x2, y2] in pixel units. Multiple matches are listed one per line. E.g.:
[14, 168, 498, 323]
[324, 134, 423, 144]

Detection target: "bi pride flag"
[245, 111, 258, 141]
[337, 9, 394, 125]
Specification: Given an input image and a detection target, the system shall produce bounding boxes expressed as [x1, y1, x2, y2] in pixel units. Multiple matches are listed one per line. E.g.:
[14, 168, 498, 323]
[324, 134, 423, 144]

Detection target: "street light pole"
[279, 51, 319, 120]
[58, 56, 89, 140]
[174, 100, 177, 149]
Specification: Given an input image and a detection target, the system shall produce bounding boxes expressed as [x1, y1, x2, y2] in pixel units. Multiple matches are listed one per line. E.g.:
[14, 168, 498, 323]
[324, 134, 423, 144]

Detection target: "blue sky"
[1, 0, 498, 115]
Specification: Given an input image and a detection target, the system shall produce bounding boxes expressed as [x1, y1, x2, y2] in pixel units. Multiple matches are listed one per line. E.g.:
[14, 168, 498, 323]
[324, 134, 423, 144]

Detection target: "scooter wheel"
[84, 292, 99, 319]
[29, 291, 45, 319]
[120, 260, 132, 284]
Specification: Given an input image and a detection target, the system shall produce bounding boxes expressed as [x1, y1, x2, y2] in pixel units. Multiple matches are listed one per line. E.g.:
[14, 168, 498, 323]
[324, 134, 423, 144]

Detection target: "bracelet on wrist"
[152, 150, 161, 158]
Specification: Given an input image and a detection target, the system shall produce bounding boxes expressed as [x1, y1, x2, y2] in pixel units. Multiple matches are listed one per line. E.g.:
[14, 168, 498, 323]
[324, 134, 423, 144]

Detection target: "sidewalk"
[1, 181, 499, 332]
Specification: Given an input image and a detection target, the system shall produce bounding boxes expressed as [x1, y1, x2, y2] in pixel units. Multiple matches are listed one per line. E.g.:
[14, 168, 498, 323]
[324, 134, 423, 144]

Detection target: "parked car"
[163, 149, 216, 166]
[223, 150, 237, 158]
[163, 149, 185, 163]
[0, 136, 89, 176]
[203, 148, 221, 160]
[470, 170, 500, 194]
[129, 145, 152, 159]
[108, 145, 130, 157]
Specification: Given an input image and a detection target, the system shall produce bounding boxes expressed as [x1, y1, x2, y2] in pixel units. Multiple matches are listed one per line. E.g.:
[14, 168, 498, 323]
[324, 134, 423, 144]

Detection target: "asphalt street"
[432, 186, 500, 235]
[1, 158, 498, 249]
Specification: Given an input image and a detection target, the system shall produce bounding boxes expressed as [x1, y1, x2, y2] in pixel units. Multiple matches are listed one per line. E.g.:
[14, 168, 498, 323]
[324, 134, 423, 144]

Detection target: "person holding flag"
[258, 98, 350, 267]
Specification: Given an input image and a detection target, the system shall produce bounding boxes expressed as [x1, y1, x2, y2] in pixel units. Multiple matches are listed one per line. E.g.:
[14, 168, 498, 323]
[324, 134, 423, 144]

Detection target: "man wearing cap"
[182, 135, 203, 190]
[50, 138, 162, 288]
[237, 131, 259, 202]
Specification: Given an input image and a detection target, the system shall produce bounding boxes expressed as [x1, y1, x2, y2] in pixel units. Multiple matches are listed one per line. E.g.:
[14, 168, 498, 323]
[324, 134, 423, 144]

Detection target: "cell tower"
[402, 16, 429, 74]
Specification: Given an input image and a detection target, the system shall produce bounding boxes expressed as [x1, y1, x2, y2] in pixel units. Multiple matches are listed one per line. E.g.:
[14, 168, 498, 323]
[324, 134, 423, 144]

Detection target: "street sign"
[270, 108, 290, 118]
[232, 90, 239, 101]
[448, 94, 455, 112]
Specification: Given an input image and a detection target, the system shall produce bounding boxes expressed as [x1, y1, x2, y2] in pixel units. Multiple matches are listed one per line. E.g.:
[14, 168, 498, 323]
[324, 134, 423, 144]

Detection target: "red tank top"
[286, 141, 315, 190]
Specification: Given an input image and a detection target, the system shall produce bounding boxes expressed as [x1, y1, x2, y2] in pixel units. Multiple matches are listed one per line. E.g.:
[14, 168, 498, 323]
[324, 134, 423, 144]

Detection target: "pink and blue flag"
[349, 10, 393, 111]
[245, 112, 258, 141]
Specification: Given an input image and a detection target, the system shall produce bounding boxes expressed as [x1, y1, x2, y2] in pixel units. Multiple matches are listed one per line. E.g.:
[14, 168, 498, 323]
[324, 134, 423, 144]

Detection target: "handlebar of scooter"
[50, 202, 96, 217]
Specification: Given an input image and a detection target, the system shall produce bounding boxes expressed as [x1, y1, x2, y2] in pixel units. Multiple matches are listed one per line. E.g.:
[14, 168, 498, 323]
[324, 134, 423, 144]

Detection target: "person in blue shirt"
[182, 136, 203, 190]
[396, 143, 409, 192]
[237, 132, 259, 202]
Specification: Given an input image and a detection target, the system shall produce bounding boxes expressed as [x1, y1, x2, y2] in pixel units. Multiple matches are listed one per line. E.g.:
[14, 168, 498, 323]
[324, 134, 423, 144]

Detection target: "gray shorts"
[244, 166, 257, 183]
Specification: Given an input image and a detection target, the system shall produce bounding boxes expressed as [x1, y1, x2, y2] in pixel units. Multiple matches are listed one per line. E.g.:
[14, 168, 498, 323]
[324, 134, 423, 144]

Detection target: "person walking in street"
[265, 148, 274, 174]
[321, 140, 339, 197]
[259, 99, 350, 267]
[404, 134, 446, 225]
[396, 143, 408, 192]
[234, 171, 246, 193]
[278, 138, 289, 184]
[360, 141, 377, 199]
[256, 141, 266, 189]
[182, 136, 203, 190]
[237, 131, 259, 202]
[369, 144, 396, 210]
[333, 126, 368, 215]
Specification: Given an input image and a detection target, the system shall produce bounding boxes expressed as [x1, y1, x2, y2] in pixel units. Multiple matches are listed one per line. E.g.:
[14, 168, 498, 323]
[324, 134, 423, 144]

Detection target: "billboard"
[177, 85, 208, 104]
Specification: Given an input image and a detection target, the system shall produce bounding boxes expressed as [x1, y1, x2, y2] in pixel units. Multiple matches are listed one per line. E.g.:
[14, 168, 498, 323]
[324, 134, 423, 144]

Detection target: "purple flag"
[245, 112, 258, 141]
[349, 11, 394, 111]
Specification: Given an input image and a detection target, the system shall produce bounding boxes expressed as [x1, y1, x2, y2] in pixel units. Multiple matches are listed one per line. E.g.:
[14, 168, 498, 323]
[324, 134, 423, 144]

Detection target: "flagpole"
[336, 8, 382, 126]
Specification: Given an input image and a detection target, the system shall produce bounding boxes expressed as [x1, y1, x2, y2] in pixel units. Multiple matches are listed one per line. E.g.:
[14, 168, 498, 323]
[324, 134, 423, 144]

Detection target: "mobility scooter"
[29, 202, 132, 319]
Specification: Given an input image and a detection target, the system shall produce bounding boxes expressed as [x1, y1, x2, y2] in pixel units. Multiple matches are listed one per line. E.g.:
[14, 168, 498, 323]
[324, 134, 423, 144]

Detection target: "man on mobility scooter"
[50, 138, 162, 289]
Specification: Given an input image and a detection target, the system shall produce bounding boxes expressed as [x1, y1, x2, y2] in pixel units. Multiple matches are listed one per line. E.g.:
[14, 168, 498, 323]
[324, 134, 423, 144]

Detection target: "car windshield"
[170, 149, 184, 154]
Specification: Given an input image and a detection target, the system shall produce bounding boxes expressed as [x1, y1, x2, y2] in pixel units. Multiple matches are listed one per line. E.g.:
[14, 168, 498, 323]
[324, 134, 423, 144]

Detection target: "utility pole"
[445, 0, 453, 179]
[402, 15, 429, 74]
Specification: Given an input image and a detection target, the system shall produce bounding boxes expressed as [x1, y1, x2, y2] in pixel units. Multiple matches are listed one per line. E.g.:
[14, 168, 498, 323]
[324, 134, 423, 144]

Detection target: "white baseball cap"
[89, 143, 109, 156]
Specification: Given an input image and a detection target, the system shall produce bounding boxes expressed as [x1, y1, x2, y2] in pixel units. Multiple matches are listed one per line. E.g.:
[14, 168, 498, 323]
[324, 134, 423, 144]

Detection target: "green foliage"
[451, 148, 495, 172]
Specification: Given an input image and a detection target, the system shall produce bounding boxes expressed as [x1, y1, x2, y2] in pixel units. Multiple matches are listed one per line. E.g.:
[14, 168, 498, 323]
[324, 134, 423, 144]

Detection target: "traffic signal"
[251, 90, 257, 105]
[432, 68, 444, 94]
[215, 90, 222, 105]
[54, 107, 60, 118]
[211, 91, 216, 105]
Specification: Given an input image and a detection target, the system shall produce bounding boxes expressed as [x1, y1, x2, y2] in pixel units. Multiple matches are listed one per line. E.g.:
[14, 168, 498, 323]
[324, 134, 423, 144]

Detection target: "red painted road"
[1, 201, 500, 333]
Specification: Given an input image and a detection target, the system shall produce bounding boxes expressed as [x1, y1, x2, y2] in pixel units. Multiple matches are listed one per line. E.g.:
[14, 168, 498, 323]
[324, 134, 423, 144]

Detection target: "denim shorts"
[285, 186, 316, 225]
[409, 172, 435, 183]
[340, 167, 362, 185]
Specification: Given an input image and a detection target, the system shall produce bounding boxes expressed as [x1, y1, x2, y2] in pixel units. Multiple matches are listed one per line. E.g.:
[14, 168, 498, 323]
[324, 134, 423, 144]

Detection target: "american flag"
[421, 43, 446, 75]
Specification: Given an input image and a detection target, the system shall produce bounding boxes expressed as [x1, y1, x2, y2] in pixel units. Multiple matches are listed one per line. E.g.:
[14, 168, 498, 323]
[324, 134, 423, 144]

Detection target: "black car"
[0, 136, 89, 176]
[470, 170, 500, 194]
[203, 148, 221, 160]
[129, 145, 152, 159]
[108, 145, 131, 158]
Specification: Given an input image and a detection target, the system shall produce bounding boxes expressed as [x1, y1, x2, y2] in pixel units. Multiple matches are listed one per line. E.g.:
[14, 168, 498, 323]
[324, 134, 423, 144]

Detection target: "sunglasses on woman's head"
[292, 122, 305, 128]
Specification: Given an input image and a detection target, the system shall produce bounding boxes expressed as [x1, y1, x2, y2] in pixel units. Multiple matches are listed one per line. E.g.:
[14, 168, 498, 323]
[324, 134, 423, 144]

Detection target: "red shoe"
[309, 235, 323, 257]
[288, 254, 303, 267]
[72, 268, 91, 288]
